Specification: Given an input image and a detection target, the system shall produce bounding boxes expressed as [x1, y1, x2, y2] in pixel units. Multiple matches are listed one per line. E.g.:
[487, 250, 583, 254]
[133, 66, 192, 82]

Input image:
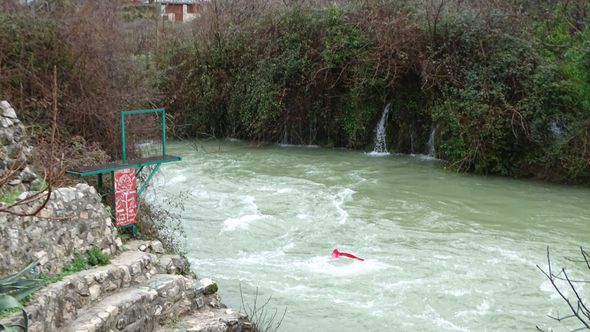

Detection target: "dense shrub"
[0, 1, 156, 156]
[155, 2, 421, 147]
[154, 0, 590, 183]
[3, 0, 589, 184]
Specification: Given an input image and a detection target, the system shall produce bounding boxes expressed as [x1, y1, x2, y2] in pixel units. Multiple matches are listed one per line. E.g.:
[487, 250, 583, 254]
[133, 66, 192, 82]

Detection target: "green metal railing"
[121, 108, 167, 161]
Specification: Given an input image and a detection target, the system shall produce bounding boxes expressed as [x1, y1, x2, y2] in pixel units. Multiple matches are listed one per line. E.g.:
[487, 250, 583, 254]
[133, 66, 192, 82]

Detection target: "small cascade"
[281, 124, 289, 146]
[427, 126, 437, 158]
[549, 119, 565, 139]
[369, 103, 391, 156]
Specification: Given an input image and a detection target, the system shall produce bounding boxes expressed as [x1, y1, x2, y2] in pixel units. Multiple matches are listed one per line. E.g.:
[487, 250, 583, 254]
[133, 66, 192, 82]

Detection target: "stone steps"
[156, 308, 255, 332]
[64, 274, 198, 332]
[0, 240, 254, 332]
[16, 250, 159, 332]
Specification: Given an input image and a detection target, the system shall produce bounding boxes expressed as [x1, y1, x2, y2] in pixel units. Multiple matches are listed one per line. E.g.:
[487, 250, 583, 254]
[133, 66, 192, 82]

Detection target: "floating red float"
[331, 249, 365, 261]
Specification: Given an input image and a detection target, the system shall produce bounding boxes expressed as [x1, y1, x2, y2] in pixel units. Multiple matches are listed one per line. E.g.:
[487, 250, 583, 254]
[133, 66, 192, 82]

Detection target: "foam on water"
[416, 306, 469, 332]
[221, 195, 270, 231]
[333, 188, 355, 224]
[411, 153, 438, 161]
[456, 300, 491, 317]
[365, 151, 391, 157]
[168, 174, 187, 185]
[298, 255, 387, 276]
[223, 214, 266, 231]
[235, 245, 291, 265]
[278, 144, 321, 148]
[444, 289, 471, 297]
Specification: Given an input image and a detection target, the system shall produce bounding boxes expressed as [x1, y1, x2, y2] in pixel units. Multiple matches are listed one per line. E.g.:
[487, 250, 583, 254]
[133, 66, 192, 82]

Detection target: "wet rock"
[20, 166, 37, 183]
[200, 278, 218, 296]
[150, 240, 165, 254]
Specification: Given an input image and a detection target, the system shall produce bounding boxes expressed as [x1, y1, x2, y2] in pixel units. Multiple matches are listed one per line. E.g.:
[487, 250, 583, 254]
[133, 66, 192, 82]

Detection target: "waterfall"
[427, 126, 436, 157]
[369, 103, 391, 156]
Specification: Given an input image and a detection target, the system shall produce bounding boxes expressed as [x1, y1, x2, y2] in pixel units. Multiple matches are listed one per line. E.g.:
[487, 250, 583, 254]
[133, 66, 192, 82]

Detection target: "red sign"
[114, 168, 137, 227]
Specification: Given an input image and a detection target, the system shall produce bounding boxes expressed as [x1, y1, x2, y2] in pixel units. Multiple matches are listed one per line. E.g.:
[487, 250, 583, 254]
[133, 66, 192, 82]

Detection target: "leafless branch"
[537, 246, 590, 330]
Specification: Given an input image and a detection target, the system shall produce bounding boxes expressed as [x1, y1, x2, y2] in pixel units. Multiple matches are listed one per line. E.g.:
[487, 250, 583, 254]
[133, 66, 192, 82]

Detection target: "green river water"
[155, 140, 590, 332]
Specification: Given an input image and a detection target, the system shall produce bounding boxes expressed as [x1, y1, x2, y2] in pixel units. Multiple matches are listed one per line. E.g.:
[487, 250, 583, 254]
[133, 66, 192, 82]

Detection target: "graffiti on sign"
[114, 168, 137, 227]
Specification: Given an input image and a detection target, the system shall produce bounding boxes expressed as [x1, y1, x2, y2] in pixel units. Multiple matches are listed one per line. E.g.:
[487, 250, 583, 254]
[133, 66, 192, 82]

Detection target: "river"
[155, 140, 590, 331]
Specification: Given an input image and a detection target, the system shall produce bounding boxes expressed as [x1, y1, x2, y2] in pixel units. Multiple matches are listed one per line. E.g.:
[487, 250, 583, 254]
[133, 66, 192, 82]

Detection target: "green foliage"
[337, 101, 378, 148]
[61, 247, 110, 275]
[168, 314, 180, 328]
[0, 260, 44, 330]
[151, 1, 590, 183]
[386, 80, 429, 153]
[0, 190, 21, 204]
[3, 0, 589, 185]
[86, 246, 110, 267]
[424, 11, 590, 180]
[321, 4, 367, 68]
[0, 261, 44, 305]
[61, 254, 89, 275]
[0, 296, 25, 332]
[38, 247, 111, 285]
[0, 14, 68, 127]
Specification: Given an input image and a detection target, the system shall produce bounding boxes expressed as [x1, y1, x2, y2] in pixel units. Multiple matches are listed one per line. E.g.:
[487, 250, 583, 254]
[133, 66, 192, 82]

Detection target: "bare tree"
[0, 67, 59, 217]
[537, 247, 590, 331]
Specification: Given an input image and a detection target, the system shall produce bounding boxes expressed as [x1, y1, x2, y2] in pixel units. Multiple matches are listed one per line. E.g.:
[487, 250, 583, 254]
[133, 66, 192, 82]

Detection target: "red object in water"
[331, 249, 365, 261]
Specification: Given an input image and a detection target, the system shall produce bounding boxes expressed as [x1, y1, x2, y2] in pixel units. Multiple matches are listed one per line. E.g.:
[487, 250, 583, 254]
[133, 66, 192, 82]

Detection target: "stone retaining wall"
[0, 100, 38, 191]
[0, 183, 121, 275]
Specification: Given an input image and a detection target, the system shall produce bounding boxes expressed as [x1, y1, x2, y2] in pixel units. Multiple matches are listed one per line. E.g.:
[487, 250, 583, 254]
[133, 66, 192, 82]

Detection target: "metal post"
[111, 171, 116, 219]
[121, 112, 127, 161]
[161, 108, 166, 156]
[97, 173, 104, 199]
[137, 164, 161, 196]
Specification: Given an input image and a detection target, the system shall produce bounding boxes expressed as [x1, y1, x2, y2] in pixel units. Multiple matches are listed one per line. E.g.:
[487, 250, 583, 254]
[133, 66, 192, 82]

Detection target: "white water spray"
[427, 126, 437, 158]
[369, 103, 391, 156]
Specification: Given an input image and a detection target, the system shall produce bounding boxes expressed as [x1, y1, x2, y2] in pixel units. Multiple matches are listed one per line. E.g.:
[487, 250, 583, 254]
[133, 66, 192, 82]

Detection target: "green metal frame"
[66, 108, 181, 237]
[65, 156, 180, 177]
[121, 108, 167, 161]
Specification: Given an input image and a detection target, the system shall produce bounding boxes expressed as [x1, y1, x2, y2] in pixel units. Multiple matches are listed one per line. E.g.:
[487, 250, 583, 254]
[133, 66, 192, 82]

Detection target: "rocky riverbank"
[0, 101, 255, 331]
[0, 184, 255, 332]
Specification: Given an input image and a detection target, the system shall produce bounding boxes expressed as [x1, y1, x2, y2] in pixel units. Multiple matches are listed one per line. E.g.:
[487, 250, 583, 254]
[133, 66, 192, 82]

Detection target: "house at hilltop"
[156, 0, 206, 23]
[127, 0, 207, 23]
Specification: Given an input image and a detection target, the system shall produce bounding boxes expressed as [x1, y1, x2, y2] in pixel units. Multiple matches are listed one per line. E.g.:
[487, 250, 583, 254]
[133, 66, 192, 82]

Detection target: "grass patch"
[61, 254, 89, 275]
[168, 314, 181, 328]
[86, 246, 110, 267]
[0, 189, 21, 204]
[0, 307, 20, 318]
[39, 246, 111, 284]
